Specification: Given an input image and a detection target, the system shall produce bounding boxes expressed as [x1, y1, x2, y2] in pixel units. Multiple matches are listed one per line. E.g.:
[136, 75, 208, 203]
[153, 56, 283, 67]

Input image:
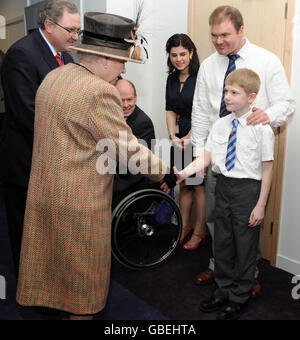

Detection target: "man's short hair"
[38, 0, 79, 29]
[116, 79, 137, 97]
[209, 6, 244, 32]
[226, 68, 261, 95]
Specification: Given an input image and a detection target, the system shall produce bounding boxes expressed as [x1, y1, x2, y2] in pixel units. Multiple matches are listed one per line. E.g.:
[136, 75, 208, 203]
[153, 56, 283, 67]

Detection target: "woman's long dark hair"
[166, 34, 200, 76]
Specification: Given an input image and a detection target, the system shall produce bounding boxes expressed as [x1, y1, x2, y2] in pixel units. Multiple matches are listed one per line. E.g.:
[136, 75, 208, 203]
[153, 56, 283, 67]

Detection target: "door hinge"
[285, 2, 288, 19]
[270, 222, 274, 235]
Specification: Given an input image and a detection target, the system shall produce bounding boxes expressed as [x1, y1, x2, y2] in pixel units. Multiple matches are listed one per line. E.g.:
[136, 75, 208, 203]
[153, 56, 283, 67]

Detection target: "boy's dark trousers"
[214, 175, 261, 304]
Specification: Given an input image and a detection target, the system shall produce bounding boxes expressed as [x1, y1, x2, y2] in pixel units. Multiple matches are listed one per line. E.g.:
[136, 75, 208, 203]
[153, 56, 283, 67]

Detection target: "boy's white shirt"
[205, 110, 275, 181]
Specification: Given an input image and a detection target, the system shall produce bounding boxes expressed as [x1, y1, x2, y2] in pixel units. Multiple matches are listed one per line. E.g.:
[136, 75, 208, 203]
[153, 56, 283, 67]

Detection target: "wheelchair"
[111, 184, 182, 270]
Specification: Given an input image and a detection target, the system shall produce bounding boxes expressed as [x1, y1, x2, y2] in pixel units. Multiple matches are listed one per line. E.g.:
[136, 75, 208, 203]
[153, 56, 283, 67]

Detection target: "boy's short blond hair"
[226, 68, 261, 95]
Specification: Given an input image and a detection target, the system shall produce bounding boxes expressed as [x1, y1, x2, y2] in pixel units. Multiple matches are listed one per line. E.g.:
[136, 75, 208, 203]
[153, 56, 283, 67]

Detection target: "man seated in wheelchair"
[112, 79, 161, 209]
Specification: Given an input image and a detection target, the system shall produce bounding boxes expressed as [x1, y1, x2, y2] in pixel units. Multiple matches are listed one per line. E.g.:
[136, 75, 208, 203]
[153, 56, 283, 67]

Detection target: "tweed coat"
[16, 63, 166, 315]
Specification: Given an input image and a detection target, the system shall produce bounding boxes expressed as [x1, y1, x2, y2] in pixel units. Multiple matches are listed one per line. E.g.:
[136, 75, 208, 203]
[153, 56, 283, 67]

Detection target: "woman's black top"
[165, 72, 197, 138]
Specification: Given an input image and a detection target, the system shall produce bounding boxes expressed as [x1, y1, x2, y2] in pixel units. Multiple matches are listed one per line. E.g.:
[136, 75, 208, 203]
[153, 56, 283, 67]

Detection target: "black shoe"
[34, 307, 61, 317]
[216, 301, 246, 320]
[199, 295, 228, 313]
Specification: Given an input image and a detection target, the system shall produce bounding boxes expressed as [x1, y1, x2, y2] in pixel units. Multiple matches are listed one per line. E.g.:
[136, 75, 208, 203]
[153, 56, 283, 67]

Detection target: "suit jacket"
[16, 63, 166, 314]
[126, 105, 155, 148]
[112, 105, 158, 207]
[0, 29, 73, 186]
[0, 83, 4, 132]
[0, 82, 4, 114]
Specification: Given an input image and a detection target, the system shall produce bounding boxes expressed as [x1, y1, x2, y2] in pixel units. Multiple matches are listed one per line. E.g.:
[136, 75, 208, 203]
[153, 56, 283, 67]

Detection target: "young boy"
[175, 68, 274, 320]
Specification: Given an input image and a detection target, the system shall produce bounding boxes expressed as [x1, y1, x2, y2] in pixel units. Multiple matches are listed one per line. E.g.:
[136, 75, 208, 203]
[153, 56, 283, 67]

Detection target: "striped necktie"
[225, 119, 239, 172]
[55, 53, 63, 67]
[220, 54, 240, 117]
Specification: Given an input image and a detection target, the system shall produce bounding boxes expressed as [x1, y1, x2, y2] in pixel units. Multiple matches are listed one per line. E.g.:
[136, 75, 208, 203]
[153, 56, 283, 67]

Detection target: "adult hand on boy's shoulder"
[249, 205, 265, 227]
[247, 107, 270, 126]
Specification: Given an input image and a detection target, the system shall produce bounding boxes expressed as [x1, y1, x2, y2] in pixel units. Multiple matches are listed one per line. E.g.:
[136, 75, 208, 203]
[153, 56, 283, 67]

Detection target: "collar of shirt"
[233, 109, 252, 128]
[39, 28, 58, 57]
[236, 38, 250, 60]
[216, 38, 250, 63]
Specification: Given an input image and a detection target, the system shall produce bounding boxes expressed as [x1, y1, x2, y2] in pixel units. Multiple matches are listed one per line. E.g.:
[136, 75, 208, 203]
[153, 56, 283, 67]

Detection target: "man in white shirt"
[191, 6, 295, 292]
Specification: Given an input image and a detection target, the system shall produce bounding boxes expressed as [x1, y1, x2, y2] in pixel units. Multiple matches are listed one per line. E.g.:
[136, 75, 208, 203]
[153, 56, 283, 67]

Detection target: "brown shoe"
[195, 269, 215, 286]
[252, 281, 261, 298]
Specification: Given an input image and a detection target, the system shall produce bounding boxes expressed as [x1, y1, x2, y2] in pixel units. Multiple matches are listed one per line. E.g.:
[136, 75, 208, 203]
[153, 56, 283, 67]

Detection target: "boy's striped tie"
[225, 119, 239, 172]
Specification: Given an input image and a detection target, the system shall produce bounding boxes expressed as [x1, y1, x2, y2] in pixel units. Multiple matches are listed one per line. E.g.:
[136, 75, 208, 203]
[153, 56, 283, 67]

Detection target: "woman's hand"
[181, 135, 191, 150]
[171, 136, 184, 150]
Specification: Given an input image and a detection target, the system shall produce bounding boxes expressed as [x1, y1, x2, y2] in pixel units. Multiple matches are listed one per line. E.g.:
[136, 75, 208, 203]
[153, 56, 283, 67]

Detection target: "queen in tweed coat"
[16, 63, 167, 315]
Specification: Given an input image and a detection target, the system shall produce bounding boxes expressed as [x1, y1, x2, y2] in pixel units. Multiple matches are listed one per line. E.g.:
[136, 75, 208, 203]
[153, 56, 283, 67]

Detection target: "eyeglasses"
[47, 17, 82, 37]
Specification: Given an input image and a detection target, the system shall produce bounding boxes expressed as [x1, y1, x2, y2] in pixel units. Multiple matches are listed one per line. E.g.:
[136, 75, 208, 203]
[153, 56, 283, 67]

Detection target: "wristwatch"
[169, 134, 175, 139]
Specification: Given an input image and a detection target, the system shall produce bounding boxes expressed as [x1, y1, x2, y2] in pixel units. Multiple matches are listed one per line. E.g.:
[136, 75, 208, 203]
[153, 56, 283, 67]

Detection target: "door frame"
[188, 0, 295, 266]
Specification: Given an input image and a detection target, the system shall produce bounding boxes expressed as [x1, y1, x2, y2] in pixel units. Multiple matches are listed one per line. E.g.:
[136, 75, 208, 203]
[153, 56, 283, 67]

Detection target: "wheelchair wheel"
[112, 189, 182, 270]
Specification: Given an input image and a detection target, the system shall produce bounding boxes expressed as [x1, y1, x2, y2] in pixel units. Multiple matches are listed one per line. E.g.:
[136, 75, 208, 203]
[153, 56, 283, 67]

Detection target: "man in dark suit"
[0, 0, 81, 275]
[113, 79, 157, 208]
[0, 50, 4, 131]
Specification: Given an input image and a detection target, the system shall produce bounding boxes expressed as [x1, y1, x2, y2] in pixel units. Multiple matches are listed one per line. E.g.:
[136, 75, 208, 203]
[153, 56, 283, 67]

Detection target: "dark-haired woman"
[165, 34, 206, 250]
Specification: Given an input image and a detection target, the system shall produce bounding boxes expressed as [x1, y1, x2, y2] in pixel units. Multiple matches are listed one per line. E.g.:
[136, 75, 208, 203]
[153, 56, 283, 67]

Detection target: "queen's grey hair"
[76, 51, 102, 64]
[38, 0, 79, 29]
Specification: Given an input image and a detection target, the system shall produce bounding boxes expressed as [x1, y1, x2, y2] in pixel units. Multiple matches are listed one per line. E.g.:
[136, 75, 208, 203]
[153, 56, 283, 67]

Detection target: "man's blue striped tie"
[225, 119, 239, 172]
[220, 54, 240, 118]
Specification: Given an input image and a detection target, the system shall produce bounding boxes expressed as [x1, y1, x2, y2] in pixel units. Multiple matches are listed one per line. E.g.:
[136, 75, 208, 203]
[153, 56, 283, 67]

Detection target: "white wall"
[0, 0, 27, 51]
[80, 0, 106, 26]
[107, 0, 188, 140]
[0, 0, 27, 20]
[278, 1, 300, 276]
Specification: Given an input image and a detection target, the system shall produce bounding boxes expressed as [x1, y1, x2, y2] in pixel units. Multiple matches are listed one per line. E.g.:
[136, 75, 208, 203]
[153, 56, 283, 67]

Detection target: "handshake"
[160, 166, 188, 193]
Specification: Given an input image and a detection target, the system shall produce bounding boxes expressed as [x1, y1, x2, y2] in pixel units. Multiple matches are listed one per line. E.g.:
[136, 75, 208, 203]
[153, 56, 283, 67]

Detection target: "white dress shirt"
[205, 111, 275, 180]
[39, 28, 64, 64]
[192, 38, 295, 157]
[39, 28, 57, 56]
